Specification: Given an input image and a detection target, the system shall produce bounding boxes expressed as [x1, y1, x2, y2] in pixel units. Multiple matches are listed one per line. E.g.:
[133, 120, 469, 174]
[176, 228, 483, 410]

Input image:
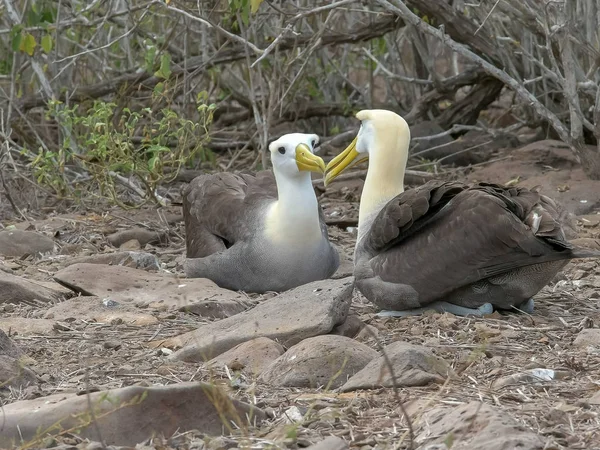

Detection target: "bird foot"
[377, 302, 493, 318]
[513, 298, 535, 314]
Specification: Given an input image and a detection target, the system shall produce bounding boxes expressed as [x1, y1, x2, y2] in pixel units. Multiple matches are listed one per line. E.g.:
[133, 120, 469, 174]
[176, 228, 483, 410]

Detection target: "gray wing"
[182, 171, 277, 258]
[364, 181, 576, 301]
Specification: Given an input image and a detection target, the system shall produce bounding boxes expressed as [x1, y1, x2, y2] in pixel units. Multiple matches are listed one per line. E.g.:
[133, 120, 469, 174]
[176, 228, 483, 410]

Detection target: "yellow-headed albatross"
[183, 133, 339, 293]
[325, 109, 600, 316]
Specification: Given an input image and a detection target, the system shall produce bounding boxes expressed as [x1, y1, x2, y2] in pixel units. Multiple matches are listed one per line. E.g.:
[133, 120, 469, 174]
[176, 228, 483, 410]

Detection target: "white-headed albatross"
[325, 109, 600, 317]
[183, 133, 339, 293]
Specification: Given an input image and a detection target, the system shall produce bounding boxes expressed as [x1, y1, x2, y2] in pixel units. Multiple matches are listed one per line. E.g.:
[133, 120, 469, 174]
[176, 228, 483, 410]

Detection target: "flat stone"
[206, 337, 285, 376]
[588, 390, 600, 405]
[415, 401, 545, 450]
[63, 251, 160, 271]
[180, 298, 253, 319]
[578, 214, 600, 228]
[0, 382, 265, 447]
[107, 228, 166, 248]
[0, 271, 66, 304]
[0, 329, 38, 389]
[53, 263, 247, 311]
[0, 317, 56, 336]
[491, 368, 569, 390]
[164, 277, 354, 362]
[340, 342, 452, 392]
[304, 436, 348, 450]
[0, 355, 39, 389]
[570, 237, 600, 251]
[0, 229, 55, 257]
[0, 328, 25, 359]
[573, 328, 600, 350]
[44, 296, 158, 326]
[260, 335, 377, 389]
[119, 239, 141, 250]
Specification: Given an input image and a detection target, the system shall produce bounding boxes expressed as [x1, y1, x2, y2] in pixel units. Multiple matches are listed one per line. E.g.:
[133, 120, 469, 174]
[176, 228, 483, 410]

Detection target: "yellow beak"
[324, 136, 368, 186]
[295, 143, 326, 173]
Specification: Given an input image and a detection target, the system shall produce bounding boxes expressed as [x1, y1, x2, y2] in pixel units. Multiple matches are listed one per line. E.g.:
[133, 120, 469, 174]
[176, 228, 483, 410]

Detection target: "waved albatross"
[183, 133, 339, 293]
[325, 109, 600, 316]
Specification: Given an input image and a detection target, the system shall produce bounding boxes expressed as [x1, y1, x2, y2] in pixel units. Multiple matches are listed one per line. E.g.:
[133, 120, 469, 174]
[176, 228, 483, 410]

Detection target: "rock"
[570, 238, 600, 251]
[63, 251, 160, 271]
[181, 298, 253, 319]
[107, 228, 166, 248]
[573, 328, 600, 350]
[0, 229, 55, 257]
[578, 214, 600, 228]
[281, 405, 304, 424]
[0, 382, 265, 447]
[260, 335, 377, 389]
[0, 328, 26, 359]
[206, 337, 284, 376]
[355, 324, 380, 342]
[0, 317, 56, 336]
[53, 263, 247, 311]
[103, 339, 122, 350]
[0, 329, 38, 389]
[340, 342, 452, 392]
[206, 436, 238, 449]
[491, 368, 569, 390]
[330, 313, 365, 338]
[44, 296, 158, 326]
[164, 277, 354, 362]
[0, 355, 39, 389]
[304, 436, 348, 450]
[415, 401, 545, 450]
[588, 390, 600, 405]
[0, 270, 66, 304]
[119, 239, 141, 250]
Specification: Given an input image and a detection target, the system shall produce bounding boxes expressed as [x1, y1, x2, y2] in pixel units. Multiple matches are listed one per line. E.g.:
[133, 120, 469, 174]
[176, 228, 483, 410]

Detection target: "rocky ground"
[1, 139, 600, 450]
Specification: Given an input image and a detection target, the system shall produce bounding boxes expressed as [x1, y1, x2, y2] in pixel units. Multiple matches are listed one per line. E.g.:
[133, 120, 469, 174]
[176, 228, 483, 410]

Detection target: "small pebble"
[103, 339, 122, 350]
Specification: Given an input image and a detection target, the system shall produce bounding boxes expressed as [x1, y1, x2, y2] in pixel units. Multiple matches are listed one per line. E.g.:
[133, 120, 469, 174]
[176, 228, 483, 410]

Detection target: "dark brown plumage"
[183, 171, 276, 259]
[354, 180, 599, 314]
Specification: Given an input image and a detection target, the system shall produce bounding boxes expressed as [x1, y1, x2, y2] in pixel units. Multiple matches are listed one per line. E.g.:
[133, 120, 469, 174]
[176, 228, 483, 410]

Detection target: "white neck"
[265, 170, 322, 245]
[358, 140, 407, 242]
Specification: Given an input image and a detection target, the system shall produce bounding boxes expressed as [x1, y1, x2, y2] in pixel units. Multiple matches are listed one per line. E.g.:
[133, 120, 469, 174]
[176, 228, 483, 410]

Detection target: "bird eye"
[278, 147, 286, 155]
[311, 140, 317, 148]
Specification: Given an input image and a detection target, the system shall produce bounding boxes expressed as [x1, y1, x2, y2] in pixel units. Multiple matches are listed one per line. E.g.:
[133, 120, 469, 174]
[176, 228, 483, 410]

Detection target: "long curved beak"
[295, 143, 326, 173]
[324, 136, 368, 186]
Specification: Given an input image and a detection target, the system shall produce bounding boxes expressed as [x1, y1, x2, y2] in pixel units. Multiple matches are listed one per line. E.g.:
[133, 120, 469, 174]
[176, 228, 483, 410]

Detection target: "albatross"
[183, 133, 339, 293]
[325, 109, 600, 316]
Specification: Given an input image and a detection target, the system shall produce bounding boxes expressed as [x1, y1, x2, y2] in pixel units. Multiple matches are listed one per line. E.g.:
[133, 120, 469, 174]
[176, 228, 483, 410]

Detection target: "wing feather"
[363, 181, 575, 303]
[183, 171, 277, 258]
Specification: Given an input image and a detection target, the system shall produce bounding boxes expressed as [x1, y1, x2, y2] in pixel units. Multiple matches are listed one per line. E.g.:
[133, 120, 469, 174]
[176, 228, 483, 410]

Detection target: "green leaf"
[10, 25, 23, 52]
[144, 45, 157, 73]
[26, 8, 41, 26]
[153, 82, 164, 95]
[154, 52, 171, 79]
[41, 34, 53, 53]
[12, 33, 22, 52]
[250, 0, 263, 13]
[40, 6, 57, 24]
[444, 432, 454, 449]
[148, 156, 160, 172]
[20, 33, 37, 56]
